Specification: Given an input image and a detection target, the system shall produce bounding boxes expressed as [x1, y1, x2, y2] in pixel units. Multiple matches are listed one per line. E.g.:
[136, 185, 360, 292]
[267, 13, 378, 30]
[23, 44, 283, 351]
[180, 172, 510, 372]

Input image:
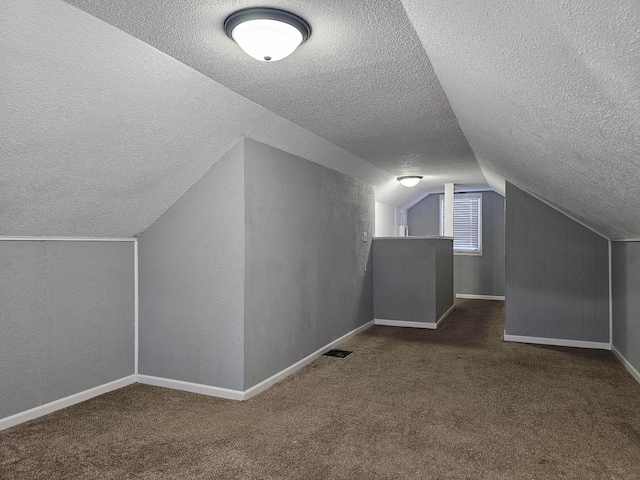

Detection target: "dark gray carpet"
[2, 299, 640, 479]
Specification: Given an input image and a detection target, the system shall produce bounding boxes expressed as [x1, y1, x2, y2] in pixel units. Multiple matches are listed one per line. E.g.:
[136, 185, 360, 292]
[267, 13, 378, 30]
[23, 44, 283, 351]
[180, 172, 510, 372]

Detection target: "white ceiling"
[401, 0, 640, 239]
[0, 0, 389, 237]
[62, 0, 486, 189]
[2, 0, 639, 238]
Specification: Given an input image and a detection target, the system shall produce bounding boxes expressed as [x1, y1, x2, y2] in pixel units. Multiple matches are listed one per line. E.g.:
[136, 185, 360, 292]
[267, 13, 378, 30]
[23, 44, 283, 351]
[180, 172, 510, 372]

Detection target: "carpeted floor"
[2, 299, 640, 479]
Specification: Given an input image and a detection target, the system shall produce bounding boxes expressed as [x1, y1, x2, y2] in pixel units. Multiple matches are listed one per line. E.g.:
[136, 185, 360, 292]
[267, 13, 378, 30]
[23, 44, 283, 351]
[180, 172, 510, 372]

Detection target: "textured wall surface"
[138, 142, 245, 391]
[407, 191, 505, 296]
[435, 239, 454, 319]
[407, 194, 440, 237]
[243, 139, 375, 389]
[612, 242, 640, 373]
[373, 238, 452, 323]
[375, 202, 397, 237]
[455, 192, 505, 296]
[402, 0, 640, 238]
[505, 183, 609, 342]
[0, 240, 134, 419]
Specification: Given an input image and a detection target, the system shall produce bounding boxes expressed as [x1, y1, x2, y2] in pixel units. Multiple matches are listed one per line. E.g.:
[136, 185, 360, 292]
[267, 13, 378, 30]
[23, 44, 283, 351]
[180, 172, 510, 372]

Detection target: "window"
[439, 193, 482, 255]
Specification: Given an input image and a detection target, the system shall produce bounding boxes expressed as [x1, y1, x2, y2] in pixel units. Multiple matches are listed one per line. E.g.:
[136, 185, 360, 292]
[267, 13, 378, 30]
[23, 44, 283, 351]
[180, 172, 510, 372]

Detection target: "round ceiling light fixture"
[397, 176, 423, 187]
[224, 7, 311, 62]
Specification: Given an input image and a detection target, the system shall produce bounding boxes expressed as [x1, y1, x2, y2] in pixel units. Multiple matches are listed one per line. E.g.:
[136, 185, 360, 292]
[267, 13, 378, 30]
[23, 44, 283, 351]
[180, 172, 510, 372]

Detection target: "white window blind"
[440, 193, 482, 254]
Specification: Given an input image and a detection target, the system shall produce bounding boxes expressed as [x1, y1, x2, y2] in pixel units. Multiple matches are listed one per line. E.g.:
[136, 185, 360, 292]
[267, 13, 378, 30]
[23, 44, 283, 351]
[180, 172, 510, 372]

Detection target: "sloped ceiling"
[0, 0, 390, 237]
[62, 0, 487, 195]
[401, 0, 640, 239]
[4, 0, 638, 239]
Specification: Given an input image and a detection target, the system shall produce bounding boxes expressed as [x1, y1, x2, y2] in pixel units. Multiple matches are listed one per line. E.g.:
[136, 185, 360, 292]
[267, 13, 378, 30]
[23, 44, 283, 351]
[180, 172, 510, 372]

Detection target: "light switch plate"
[363, 232, 368, 242]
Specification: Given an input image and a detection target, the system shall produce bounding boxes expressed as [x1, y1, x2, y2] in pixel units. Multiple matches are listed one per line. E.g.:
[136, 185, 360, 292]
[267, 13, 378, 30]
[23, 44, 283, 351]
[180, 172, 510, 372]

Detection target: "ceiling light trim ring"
[397, 175, 423, 187]
[224, 7, 312, 42]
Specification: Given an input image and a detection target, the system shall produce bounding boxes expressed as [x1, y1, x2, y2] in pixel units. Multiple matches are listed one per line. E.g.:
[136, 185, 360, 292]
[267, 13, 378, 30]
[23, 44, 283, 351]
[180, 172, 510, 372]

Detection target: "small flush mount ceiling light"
[397, 176, 423, 187]
[224, 7, 311, 62]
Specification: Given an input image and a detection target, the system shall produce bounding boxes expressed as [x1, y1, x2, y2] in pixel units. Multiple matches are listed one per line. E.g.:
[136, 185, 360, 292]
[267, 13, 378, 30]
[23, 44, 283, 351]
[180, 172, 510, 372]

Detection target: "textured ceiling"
[6, 0, 637, 239]
[0, 0, 390, 237]
[402, 0, 640, 238]
[62, 0, 488, 194]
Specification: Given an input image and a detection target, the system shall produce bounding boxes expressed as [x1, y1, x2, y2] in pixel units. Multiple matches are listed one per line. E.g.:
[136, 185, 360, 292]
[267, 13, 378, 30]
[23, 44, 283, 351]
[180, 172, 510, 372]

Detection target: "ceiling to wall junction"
[3, 0, 639, 238]
[0, 0, 390, 236]
[401, 0, 640, 238]
[61, 0, 490, 199]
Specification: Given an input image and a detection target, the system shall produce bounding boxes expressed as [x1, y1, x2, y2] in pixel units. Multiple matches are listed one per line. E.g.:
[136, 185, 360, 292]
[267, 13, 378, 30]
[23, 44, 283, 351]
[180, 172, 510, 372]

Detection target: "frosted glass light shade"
[232, 19, 302, 62]
[398, 176, 423, 187]
[225, 8, 311, 62]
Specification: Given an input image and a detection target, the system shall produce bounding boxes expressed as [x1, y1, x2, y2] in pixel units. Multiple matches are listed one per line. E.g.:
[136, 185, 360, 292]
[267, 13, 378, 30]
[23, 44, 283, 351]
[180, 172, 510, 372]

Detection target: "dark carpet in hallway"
[2, 299, 640, 479]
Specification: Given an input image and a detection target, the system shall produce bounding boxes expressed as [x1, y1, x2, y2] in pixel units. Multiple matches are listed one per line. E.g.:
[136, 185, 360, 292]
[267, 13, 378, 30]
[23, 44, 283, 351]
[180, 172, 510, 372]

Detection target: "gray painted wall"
[244, 139, 375, 389]
[407, 191, 505, 296]
[612, 242, 640, 373]
[0, 241, 134, 419]
[373, 238, 453, 324]
[435, 238, 455, 319]
[375, 202, 397, 237]
[138, 141, 245, 391]
[505, 183, 609, 342]
[407, 194, 440, 237]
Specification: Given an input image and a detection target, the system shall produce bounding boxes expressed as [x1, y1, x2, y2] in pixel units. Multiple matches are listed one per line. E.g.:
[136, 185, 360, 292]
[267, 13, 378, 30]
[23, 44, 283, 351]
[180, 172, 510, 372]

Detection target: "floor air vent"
[324, 349, 352, 358]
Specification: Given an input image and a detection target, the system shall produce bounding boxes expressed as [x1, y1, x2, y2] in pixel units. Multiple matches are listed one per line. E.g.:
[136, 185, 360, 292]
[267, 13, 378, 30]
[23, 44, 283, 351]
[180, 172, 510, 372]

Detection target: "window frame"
[439, 192, 483, 256]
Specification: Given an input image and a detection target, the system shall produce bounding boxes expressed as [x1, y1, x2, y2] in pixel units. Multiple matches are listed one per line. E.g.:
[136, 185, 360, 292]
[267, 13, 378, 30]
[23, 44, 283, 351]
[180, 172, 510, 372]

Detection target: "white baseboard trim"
[137, 320, 376, 402]
[504, 334, 611, 350]
[375, 319, 438, 329]
[456, 294, 506, 301]
[0, 374, 136, 431]
[437, 304, 456, 326]
[2, 320, 377, 427]
[0, 237, 135, 242]
[0, 320, 390, 428]
[374, 306, 455, 330]
[243, 319, 375, 400]
[136, 375, 244, 401]
[612, 346, 640, 386]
